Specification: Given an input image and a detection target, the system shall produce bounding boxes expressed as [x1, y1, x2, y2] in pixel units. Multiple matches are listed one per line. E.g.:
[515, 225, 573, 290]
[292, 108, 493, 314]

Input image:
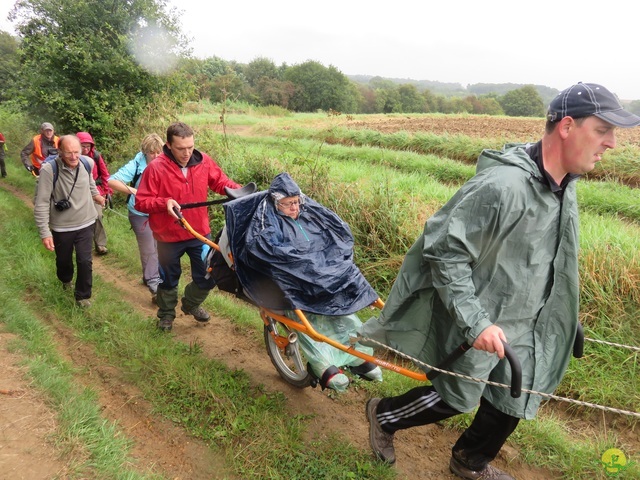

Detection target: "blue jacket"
[109, 151, 148, 216]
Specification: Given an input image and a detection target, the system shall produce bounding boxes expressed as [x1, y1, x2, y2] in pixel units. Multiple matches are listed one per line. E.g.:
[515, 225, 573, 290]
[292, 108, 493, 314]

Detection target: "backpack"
[91, 150, 105, 186]
[44, 155, 92, 189]
[126, 162, 142, 204]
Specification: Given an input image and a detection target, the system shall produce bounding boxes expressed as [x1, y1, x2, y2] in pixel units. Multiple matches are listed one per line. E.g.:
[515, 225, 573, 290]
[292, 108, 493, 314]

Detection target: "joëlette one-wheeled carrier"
[173, 183, 523, 397]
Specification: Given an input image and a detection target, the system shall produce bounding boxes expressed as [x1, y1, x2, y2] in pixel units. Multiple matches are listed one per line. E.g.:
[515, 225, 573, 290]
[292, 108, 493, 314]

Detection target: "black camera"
[54, 199, 71, 211]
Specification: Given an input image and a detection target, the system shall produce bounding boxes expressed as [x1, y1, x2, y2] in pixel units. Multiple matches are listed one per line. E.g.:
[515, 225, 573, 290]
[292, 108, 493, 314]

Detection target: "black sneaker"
[366, 398, 396, 464]
[180, 302, 210, 323]
[449, 456, 514, 480]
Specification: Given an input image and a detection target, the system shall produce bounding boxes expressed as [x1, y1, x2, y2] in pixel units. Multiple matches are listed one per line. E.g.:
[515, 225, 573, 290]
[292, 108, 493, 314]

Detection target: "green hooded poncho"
[361, 143, 580, 419]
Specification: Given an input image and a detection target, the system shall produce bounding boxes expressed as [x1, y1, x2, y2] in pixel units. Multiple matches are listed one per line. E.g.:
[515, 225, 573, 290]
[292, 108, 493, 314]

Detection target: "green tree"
[0, 31, 20, 104]
[375, 86, 401, 113]
[397, 84, 425, 113]
[210, 71, 246, 103]
[499, 85, 545, 117]
[178, 56, 234, 101]
[284, 61, 358, 113]
[469, 95, 504, 115]
[243, 57, 296, 107]
[10, 0, 189, 147]
[244, 56, 280, 87]
[253, 77, 297, 108]
[422, 89, 440, 113]
[356, 84, 378, 113]
[627, 100, 640, 116]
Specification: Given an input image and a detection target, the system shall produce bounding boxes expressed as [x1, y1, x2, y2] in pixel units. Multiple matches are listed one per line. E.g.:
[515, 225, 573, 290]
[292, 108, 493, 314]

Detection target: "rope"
[584, 337, 640, 352]
[361, 336, 640, 419]
[103, 206, 130, 221]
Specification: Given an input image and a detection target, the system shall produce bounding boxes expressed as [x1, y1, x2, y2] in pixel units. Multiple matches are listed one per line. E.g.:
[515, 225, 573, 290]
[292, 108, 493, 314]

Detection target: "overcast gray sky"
[3, 0, 639, 100]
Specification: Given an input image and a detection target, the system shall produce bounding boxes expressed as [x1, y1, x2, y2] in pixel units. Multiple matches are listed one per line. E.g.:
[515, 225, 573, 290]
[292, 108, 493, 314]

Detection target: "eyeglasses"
[278, 200, 300, 208]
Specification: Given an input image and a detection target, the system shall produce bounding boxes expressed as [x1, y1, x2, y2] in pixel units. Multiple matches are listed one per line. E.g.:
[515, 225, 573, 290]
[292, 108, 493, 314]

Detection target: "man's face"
[42, 128, 54, 141]
[562, 116, 617, 176]
[167, 135, 195, 166]
[59, 138, 81, 169]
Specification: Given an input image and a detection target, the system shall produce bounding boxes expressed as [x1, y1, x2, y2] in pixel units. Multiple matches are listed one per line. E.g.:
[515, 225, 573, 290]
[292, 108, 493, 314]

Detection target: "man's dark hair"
[167, 122, 194, 144]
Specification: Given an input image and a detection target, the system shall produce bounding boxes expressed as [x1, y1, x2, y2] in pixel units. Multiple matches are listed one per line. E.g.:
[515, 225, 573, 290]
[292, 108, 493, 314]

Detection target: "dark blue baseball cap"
[546, 82, 640, 127]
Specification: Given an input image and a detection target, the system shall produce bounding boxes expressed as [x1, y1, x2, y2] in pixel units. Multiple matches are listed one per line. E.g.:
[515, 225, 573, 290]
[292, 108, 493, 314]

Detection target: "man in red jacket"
[135, 122, 241, 332]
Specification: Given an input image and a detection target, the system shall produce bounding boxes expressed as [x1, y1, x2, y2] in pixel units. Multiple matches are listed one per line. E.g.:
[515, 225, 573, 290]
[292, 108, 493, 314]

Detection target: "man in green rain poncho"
[361, 83, 640, 480]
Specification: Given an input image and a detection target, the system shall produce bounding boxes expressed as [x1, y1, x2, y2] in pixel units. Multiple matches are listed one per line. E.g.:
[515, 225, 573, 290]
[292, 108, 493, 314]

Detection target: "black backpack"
[126, 162, 142, 204]
[44, 155, 92, 189]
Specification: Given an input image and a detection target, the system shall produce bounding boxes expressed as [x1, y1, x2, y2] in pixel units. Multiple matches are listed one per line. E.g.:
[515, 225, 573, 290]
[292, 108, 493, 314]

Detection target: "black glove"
[26, 165, 34, 172]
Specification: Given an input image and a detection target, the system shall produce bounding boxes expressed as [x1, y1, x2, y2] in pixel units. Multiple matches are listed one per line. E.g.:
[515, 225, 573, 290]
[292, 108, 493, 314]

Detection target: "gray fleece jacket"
[34, 155, 100, 238]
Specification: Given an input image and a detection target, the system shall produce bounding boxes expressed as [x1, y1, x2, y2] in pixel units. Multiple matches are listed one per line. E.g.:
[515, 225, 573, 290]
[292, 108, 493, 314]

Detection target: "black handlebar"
[502, 342, 521, 398]
[573, 322, 584, 358]
[179, 182, 258, 210]
[427, 340, 522, 398]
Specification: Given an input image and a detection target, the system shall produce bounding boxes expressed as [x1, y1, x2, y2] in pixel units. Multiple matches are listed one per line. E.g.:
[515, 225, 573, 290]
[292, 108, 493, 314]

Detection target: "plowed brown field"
[346, 114, 640, 144]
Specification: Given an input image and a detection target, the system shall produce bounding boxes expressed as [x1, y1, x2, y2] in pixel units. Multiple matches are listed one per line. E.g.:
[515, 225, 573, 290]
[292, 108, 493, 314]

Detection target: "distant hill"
[347, 75, 559, 106]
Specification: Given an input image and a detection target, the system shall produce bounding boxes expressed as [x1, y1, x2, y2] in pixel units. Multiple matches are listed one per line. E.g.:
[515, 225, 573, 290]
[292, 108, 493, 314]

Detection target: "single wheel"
[263, 317, 313, 388]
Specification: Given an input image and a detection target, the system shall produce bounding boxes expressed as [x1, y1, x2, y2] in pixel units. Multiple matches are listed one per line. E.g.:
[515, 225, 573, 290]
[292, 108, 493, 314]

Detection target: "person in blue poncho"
[225, 172, 383, 391]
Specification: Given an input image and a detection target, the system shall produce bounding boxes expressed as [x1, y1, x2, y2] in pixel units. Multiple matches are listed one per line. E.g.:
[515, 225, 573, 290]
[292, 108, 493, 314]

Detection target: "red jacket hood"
[76, 131, 94, 146]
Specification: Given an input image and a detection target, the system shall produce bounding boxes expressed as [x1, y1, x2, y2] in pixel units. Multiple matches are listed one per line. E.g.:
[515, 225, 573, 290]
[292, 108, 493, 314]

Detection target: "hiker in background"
[361, 83, 640, 479]
[108, 133, 164, 304]
[33, 135, 105, 308]
[20, 122, 59, 175]
[135, 122, 242, 332]
[77, 131, 113, 255]
[0, 132, 6, 178]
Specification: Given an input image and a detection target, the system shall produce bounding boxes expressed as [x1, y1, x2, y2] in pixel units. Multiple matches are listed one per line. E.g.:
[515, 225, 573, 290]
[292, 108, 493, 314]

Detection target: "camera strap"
[53, 163, 80, 203]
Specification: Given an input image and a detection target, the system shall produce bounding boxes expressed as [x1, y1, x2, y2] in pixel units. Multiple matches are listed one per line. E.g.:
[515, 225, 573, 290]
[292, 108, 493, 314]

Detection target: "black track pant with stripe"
[375, 385, 520, 471]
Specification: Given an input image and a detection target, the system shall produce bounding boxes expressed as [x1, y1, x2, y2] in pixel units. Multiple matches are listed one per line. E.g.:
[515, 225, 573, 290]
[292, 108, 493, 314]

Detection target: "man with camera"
[34, 134, 105, 308]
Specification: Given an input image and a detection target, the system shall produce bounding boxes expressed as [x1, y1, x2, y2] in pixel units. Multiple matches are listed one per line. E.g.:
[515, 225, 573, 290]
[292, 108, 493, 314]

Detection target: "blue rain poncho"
[223, 173, 378, 314]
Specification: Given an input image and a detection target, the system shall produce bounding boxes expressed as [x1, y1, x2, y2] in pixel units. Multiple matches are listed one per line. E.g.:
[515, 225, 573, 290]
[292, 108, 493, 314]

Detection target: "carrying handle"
[573, 323, 584, 358]
[427, 340, 522, 398]
[179, 182, 258, 210]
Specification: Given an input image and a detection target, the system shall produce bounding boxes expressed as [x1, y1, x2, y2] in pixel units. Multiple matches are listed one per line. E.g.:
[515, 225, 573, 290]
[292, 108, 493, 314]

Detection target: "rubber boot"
[181, 282, 211, 322]
[156, 287, 178, 331]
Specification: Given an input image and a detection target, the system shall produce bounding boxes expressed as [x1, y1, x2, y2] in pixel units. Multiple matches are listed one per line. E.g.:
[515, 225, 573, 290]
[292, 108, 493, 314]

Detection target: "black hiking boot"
[180, 300, 210, 323]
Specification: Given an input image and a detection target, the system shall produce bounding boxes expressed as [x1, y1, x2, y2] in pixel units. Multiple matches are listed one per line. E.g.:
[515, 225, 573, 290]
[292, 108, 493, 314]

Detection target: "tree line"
[0, 0, 580, 149]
